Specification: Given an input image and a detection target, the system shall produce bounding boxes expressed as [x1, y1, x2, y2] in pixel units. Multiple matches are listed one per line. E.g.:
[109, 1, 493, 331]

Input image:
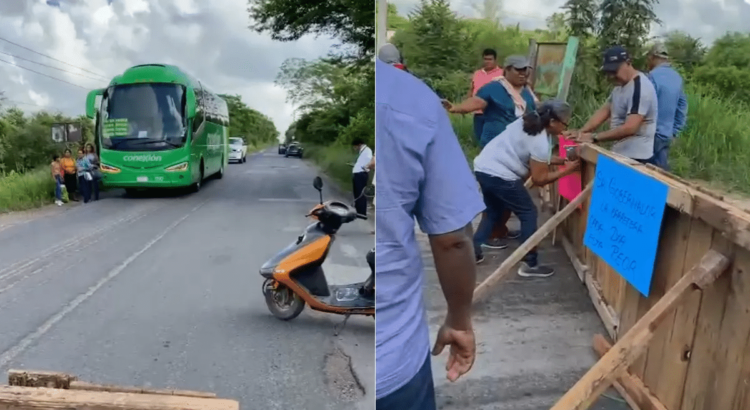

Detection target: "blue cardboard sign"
[583, 154, 668, 297]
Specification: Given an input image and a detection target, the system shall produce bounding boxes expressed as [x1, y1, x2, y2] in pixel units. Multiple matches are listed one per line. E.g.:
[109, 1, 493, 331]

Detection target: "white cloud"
[0, 0, 337, 137]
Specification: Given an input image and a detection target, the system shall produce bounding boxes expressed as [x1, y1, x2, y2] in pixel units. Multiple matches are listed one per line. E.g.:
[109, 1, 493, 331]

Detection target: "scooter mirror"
[313, 176, 323, 191]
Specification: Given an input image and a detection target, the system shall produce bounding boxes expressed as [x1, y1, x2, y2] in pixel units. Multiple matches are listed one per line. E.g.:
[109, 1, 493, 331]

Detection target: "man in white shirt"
[351, 138, 373, 217]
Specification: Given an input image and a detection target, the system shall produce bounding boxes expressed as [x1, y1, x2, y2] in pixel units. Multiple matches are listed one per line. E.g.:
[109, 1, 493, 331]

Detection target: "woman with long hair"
[84, 143, 101, 201]
[472, 99, 580, 277]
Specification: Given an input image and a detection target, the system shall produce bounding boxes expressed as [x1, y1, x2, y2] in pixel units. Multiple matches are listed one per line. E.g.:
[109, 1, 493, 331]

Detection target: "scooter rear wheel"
[264, 284, 305, 321]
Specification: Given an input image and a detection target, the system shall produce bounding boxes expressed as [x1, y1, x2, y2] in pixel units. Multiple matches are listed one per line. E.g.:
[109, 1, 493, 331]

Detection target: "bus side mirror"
[85, 88, 104, 119]
[186, 88, 197, 118]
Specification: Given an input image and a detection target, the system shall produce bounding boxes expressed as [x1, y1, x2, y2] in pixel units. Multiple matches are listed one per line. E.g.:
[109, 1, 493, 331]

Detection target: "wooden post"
[549, 250, 731, 410]
[473, 182, 593, 303]
[70, 381, 217, 399]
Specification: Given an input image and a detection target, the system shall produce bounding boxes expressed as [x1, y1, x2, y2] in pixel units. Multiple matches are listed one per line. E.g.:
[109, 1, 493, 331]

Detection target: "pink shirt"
[471, 66, 503, 114]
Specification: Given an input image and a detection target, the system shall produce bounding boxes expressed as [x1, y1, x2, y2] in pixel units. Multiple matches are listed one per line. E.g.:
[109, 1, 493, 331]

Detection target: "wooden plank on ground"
[70, 381, 217, 399]
[592, 334, 667, 410]
[8, 370, 76, 389]
[0, 385, 238, 410]
[549, 250, 731, 410]
[652, 219, 714, 410]
[584, 274, 618, 341]
[473, 183, 592, 303]
[679, 232, 734, 410]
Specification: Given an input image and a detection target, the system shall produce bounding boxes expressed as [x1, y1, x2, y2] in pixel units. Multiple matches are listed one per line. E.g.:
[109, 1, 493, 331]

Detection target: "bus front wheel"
[192, 163, 204, 192]
[217, 159, 225, 179]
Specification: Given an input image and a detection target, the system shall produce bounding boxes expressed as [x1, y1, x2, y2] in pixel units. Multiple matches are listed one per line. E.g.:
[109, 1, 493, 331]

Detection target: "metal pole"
[376, 0, 387, 52]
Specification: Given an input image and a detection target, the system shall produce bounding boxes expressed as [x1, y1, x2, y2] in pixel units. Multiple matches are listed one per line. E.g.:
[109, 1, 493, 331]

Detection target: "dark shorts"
[376, 352, 436, 410]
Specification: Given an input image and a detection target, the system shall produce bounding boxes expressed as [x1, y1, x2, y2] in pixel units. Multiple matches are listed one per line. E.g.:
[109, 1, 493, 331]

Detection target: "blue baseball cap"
[601, 45, 630, 73]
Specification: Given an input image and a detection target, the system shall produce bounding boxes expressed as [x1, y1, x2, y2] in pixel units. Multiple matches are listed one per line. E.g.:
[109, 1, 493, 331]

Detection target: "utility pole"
[376, 0, 387, 52]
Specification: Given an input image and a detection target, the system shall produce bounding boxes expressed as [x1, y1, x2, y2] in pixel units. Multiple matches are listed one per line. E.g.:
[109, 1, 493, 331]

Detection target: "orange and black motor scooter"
[260, 176, 375, 321]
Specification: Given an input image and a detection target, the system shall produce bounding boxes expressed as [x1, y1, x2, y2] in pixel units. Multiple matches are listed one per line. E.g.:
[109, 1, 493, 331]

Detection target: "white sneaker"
[55, 200, 63, 206]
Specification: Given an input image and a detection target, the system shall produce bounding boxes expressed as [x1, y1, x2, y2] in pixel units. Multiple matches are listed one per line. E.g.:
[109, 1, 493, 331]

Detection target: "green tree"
[247, 0, 375, 58]
[218, 94, 279, 145]
[661, 31, 706, 72]
[562, 0, 597, 39]
[598, 0, 660, 53]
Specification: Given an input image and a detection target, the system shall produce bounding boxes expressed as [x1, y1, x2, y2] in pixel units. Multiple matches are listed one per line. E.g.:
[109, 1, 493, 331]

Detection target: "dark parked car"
[278, 144, 287, 155]
[285, 143, 303, 158]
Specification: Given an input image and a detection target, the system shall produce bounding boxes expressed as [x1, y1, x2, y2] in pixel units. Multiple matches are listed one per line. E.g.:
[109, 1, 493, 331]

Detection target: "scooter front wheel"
[264, 282, 305, 321]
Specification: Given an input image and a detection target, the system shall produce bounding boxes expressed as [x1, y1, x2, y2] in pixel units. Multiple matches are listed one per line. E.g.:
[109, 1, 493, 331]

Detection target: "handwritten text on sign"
[583, 154, 668, 297]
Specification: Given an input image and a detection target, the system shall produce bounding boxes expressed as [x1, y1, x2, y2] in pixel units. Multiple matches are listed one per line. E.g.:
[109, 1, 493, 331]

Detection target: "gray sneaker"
[482, 238, 508, 249]
[518, 262, 554, 278]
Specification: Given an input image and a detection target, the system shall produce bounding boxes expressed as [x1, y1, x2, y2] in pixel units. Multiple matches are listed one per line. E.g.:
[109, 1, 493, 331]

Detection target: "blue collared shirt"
[647, 63, 688, 138]
[375, 60, 485, 399]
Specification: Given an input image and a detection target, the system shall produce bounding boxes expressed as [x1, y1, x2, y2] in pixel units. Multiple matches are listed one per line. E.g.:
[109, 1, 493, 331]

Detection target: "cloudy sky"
[0, 0, 337, 137]
[390, 0, 750, 44]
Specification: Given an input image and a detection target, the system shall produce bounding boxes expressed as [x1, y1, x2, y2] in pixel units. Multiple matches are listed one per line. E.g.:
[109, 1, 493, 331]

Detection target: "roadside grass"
[304, 144, 359, 190]
[0, 169, 66, 213]
[450, 82, 750, 195]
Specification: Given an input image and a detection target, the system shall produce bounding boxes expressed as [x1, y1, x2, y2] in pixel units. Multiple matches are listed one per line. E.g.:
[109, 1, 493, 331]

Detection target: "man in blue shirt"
[645, 43, 688, 171]
[375, 59, 486, 409]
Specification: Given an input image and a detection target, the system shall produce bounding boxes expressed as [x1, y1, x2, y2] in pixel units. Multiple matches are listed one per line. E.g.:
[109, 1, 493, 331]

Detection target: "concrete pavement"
[0, 148, 374, 409]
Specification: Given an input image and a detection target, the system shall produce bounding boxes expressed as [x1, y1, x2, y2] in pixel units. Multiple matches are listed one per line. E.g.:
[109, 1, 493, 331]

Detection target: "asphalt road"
[0, 148, 375, 410]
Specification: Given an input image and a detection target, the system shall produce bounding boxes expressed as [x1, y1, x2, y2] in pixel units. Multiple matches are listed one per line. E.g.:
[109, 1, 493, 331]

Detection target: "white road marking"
[0, 200, 207, 369]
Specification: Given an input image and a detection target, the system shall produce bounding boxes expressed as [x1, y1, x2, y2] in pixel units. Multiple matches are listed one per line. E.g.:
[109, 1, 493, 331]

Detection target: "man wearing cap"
[378, 43, 408, 71]
[466, 49, 504, 143]
[569, 46, 658, 162]
[442, 55, 538, 249]
[645, 43, 688, 171]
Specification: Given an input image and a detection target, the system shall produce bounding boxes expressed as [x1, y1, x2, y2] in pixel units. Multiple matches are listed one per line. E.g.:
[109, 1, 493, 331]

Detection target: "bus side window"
[192, 109, 204, 134]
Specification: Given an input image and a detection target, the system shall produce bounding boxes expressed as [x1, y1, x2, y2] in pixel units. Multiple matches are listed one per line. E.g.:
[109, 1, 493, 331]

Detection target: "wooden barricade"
[473, 143, 750, 410]
[2, 369, 239, 410]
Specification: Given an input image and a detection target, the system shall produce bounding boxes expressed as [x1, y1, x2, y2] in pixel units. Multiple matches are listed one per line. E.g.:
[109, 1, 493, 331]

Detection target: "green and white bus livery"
[85, 64, 229, 193]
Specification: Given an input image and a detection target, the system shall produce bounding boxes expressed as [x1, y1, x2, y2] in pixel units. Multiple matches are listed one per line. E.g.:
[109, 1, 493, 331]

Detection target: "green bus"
[85, 64, 229, 193]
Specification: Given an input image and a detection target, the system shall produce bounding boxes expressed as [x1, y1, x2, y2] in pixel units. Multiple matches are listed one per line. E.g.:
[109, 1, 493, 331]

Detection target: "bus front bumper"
[101, 169, 192, 188]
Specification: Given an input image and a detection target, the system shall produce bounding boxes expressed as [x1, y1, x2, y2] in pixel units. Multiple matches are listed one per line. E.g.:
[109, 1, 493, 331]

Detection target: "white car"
[229, 137, 247, 163]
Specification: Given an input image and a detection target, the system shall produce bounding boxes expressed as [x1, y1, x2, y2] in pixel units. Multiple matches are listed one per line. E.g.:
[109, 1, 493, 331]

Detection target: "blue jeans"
[473, 114, 485, 144]
[78, 175, 91, 203]
[376, 352, 436, 410]
[54, 175, 63, 201]
[647, 134, 672, 171]
[473, 172, 538, 266]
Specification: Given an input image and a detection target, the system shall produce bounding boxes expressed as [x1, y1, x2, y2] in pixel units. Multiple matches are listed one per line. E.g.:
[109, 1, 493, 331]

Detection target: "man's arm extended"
[429, 224, 476, 330]
[592, 113, 644, 142]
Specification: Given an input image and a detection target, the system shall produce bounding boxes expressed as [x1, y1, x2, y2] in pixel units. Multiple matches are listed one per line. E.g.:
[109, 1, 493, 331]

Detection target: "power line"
[0, 50, 107, 82]
[0, 36, 106, 78]
[0, 57, 91, 89]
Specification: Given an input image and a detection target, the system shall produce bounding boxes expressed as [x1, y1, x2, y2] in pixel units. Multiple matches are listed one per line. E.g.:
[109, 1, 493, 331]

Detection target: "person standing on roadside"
[351, 138, 373, 217]
[442, 55, 538, 247]
[567, 46, 658, 162]
[375, 59, 485, 410]
[75, 148, 92, 204]
[645, 43, 688, 171]
[84, 143, 101, 201]
[50, 154, 64, 206]
[467, 49, 503, 143]
[60, 148, 78, 201]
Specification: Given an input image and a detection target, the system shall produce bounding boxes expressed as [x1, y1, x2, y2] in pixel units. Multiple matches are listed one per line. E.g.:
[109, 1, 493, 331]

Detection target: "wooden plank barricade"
[473, 143, 750, 410]
[2, 370, 238, 410]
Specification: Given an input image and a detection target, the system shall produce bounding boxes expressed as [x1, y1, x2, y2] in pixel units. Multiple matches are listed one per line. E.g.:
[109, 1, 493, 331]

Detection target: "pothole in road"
[323, 345, 365, 402]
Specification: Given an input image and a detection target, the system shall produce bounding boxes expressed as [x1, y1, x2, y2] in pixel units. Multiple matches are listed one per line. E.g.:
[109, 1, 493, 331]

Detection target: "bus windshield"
[99, 83, 187, 151]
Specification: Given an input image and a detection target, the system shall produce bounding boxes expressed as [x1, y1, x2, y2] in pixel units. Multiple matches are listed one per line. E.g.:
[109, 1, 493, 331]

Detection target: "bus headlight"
[165, 162, 188, 172]
[100, 164, 121, 174]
